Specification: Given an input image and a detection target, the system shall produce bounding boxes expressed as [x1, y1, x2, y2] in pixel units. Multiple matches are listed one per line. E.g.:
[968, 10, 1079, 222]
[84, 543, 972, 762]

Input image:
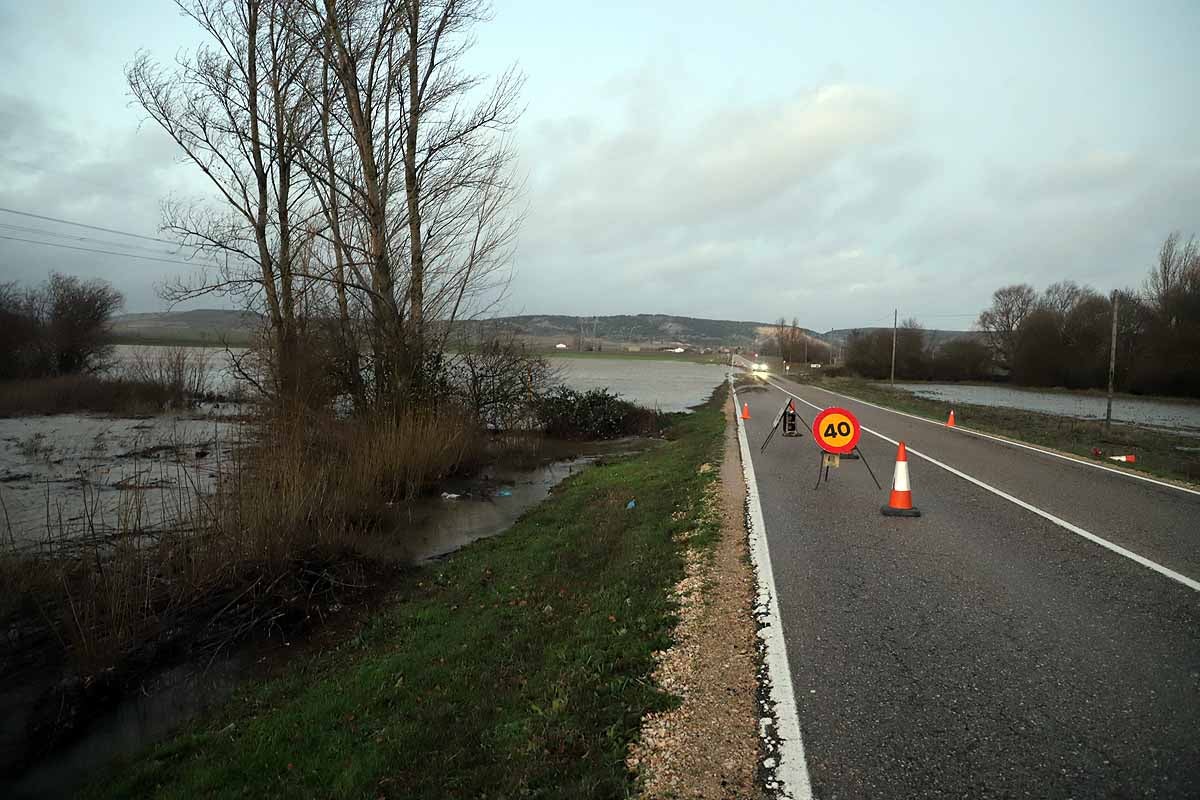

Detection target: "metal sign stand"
[814, 446, 882, 490]
[760, 401, 808, 453]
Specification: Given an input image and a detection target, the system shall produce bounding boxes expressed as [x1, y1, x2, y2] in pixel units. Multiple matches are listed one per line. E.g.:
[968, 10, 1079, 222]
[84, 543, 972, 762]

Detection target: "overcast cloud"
[1, 1, 1198, 330]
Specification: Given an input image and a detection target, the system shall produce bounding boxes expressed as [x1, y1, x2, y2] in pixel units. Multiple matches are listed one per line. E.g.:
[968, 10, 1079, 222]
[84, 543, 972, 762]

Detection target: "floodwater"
[106, 346, 729, 412]
[551, 357, 728, 412]
[895, 382, 1200, 434]
[0, 410, 239, 548]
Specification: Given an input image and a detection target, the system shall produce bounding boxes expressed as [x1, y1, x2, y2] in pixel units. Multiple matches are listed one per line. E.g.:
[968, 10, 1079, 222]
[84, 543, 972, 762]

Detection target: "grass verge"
[808, 376, 1200, 485]
[86, 385, 728, 799]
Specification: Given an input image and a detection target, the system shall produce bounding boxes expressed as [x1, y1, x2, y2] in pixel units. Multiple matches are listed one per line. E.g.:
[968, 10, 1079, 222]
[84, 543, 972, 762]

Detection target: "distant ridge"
[110, 309, 260, 345]
[109, 310, 972, 349]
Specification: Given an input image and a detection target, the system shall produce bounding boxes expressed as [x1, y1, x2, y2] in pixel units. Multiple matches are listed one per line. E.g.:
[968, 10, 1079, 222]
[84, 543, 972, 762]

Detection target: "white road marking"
[766, 379, 1200, 594]
[732, 381, 814, 800]
[796, 379, 1200, 499]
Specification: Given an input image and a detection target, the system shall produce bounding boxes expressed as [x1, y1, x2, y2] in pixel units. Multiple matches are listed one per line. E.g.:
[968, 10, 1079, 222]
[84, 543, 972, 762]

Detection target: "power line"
[0, 206, 178, 245]
[0, 234, 222, 268]
[0, 222, 194, 259]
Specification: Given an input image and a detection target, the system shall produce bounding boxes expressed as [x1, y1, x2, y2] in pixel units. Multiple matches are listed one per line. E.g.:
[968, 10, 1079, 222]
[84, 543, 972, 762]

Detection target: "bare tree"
[977, 283, 1036, 373]
[128, 0, 319, 397]
[1145, 231, 1200, 327]
[286, 0, 523, 409]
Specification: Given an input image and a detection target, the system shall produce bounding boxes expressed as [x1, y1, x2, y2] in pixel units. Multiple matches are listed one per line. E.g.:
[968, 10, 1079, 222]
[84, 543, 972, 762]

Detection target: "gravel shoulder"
[629, 398, 764, 798]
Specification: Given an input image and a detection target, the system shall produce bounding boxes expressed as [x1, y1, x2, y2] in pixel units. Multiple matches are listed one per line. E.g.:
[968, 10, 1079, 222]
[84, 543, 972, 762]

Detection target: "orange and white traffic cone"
[946, 409, 956, 427]
[1109, 454, 1137, 463]
[881, 441, 921, 517]
[741, 402, 751, 420]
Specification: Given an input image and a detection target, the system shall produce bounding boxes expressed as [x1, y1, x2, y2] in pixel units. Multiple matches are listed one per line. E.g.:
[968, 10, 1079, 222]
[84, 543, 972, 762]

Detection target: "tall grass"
[1, 405, 481, 676]
[0, 374, 177, 417]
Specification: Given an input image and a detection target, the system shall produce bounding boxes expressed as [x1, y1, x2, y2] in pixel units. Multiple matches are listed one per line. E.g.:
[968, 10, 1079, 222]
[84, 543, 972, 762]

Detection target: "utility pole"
[1105, 291, 1119, 429]
[890, 308, 898, 385]
[804, 334, 809, 364]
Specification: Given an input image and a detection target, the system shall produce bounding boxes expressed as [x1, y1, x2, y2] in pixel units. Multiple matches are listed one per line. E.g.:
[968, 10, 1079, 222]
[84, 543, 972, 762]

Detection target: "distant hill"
[468, 314, 774, 348]
[106, 310, 974, 351]
[110, 309, 261, 345]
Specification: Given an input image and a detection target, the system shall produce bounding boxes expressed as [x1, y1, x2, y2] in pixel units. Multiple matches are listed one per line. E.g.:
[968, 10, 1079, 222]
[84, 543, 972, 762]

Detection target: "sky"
[1, 0, 1198, 331]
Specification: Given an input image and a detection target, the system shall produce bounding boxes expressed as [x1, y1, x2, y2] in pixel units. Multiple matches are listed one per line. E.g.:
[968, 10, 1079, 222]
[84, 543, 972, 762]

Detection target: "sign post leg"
[855, 446, 883, 490]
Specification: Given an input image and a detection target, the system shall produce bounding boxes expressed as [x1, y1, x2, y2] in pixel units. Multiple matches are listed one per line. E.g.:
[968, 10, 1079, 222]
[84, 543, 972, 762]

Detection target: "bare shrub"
[451, 335, 560, 431]
[122, 346, 212, 405]
[0, 273, 123, 380]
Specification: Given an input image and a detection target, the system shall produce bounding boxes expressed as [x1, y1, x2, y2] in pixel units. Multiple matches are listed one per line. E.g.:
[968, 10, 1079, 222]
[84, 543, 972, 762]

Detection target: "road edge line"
[732, 380, 814, 799]
[793, 379, 1200, 498]
[771, 381, 1200, 594]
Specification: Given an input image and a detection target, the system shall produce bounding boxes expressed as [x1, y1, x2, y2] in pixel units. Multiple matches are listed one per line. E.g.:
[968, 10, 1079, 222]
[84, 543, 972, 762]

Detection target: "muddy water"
[0, 448, 632, 799]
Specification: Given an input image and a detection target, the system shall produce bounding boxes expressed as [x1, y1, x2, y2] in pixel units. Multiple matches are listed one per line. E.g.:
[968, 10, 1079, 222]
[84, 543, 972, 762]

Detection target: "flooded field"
[0, 349, 725, 546]
[551, 357, 728, 412]
[895, 382, 1200, 434]
[0, 410, 239, 548]
[106, 346, 729, 412]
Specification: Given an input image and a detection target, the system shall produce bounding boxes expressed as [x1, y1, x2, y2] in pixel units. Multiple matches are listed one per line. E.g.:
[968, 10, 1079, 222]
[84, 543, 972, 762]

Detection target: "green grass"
[87, 387, 729, 800]
[543, 350, 729, 365]
[808, 376, 1200, 485]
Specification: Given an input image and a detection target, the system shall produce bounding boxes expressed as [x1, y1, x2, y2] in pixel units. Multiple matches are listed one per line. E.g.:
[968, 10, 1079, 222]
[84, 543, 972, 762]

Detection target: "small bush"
[535, 386, 662, 440]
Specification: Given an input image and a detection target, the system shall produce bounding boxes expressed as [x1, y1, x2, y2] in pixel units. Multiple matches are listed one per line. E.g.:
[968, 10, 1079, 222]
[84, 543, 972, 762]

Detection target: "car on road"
[752, 362, 769, 372]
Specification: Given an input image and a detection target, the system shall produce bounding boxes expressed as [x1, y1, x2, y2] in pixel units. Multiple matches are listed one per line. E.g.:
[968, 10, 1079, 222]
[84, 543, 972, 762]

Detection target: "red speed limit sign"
[812, 406, 861, 454]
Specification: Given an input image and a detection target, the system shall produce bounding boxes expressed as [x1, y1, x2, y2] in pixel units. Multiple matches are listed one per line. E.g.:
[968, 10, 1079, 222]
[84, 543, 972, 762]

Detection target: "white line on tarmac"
[795, 379, 1200, 499]
[732, 381, 814, 800]
[767, 379, 1200, 595]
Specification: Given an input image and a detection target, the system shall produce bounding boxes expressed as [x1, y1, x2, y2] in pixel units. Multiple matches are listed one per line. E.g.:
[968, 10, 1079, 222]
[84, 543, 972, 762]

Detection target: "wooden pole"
[1105, 292, 1119, 429]
[890, 309, 898, 385]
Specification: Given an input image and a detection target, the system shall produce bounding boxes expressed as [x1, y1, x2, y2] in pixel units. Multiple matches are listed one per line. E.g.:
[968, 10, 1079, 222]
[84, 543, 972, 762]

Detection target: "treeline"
[841, 231, 1200, 396]
[771, 318, 832, 364]
[976, 232, 1200, 395]
[845, 324, 992, 382]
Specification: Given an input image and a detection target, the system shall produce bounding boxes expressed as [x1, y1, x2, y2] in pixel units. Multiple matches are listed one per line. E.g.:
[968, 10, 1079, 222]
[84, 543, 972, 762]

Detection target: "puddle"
[384, 456, 599, 564]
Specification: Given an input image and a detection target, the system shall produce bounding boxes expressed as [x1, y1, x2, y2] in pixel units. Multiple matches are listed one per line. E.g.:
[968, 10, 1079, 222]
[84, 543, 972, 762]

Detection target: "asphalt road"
[733, 370, 1200, 798]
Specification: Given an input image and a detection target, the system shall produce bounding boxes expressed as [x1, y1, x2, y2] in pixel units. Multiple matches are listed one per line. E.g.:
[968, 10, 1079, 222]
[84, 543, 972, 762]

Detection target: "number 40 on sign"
[812, 406, 861, 455]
